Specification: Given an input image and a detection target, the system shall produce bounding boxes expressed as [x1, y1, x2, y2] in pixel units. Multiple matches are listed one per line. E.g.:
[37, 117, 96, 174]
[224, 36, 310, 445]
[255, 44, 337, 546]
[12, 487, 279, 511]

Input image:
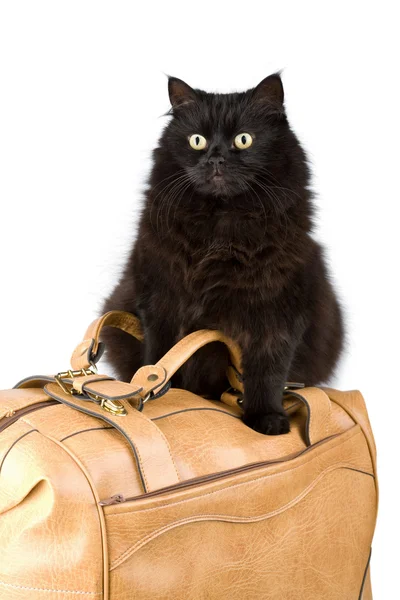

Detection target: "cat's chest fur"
[160, 230, 304, 333]
[167, 219, 303, 293]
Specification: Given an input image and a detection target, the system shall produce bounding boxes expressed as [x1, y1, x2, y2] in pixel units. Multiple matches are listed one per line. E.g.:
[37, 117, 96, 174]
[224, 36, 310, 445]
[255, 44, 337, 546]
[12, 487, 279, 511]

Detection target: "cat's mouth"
[208, 173, 229, 195]
[190, 169, 236, 197]
[209, 171, 226, 184]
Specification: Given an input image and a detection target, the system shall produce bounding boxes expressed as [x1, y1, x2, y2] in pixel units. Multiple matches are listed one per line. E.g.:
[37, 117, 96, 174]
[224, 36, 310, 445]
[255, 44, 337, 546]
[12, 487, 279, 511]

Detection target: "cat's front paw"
[243, 412, 290, 435]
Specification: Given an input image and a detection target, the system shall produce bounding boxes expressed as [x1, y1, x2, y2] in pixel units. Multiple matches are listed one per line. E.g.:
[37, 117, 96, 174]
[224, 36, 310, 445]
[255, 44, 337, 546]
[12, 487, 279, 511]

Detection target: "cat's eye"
[189, 134, 207, 150]
[234, 133, 253, 150]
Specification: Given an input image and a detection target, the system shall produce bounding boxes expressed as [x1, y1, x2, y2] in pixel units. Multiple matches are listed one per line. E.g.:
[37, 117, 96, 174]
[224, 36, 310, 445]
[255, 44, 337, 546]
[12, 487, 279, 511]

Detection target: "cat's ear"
[252, 73, 284, 109]
[168, 77, 197, 109]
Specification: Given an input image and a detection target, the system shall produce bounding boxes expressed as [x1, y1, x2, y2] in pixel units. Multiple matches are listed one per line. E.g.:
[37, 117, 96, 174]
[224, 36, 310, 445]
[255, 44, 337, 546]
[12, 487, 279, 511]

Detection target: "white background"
[0, 1, 398, 597]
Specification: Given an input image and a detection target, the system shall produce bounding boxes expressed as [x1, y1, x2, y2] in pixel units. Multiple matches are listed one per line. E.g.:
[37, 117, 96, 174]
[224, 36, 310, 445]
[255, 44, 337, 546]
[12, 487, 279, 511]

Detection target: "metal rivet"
[147, 373, 159, 382]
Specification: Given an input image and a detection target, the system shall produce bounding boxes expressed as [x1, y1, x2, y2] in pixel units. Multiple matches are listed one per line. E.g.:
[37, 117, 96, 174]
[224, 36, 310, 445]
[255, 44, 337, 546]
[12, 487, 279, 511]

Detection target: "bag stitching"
[141, 417, 181, 484]
[45, 384, 180, 490]
[152, 407, 241, 421]
[60, 426, 114, 442]
[44, 385, 148, 493]
[42, 433, 109, 598]
[110, 461, 373, 570]
[0, 428, 38, 474]
[0, 581, 101, 595]
[106, 428, 364, 518]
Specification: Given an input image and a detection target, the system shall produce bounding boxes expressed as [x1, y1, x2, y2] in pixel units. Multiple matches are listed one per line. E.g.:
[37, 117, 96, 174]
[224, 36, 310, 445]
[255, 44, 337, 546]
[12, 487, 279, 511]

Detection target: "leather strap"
[284, 388, 333, 446]
[70, 311, 144, 371]
[322, 387, 377, 479]
[70, 375, 143, 407]
[221, 387, 333, 446]
[44, 382, 180, 494]
[13, 375, 145, 409]
[13, 375, 56, 389]
[71, 313, 243, 394]
[121, 365, 168, 399]
[130, 329, 243, 394]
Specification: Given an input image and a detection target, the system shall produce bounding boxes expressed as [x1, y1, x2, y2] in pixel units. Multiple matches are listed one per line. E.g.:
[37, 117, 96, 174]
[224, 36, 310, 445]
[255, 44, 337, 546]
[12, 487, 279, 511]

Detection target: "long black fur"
[102, 74, 344, 435]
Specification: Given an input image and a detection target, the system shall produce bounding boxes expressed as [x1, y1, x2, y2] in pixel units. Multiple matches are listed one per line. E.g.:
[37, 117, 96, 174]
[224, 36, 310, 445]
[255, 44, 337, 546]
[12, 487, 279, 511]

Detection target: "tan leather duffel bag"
[0, 311, 377, 599]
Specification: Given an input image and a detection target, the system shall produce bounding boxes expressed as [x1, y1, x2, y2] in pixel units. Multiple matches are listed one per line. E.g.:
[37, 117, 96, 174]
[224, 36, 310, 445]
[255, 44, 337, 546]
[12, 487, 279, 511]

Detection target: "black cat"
[102, 73, 344, 435]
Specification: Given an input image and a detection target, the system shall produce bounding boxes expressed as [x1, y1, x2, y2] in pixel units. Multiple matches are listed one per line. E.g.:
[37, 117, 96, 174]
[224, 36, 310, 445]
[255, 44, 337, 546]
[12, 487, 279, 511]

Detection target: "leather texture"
[0, 311, 377, 599]
[70, 310, 144, 371]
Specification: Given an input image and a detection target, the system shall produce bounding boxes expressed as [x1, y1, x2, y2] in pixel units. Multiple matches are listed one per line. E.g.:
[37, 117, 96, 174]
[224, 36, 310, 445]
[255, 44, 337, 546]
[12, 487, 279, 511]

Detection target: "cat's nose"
[208, 156, 225, 168]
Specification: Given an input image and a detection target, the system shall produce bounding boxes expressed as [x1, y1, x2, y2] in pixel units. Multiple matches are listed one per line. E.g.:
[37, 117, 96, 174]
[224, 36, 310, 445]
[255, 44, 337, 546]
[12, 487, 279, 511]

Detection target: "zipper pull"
[99, 494, 125, 506]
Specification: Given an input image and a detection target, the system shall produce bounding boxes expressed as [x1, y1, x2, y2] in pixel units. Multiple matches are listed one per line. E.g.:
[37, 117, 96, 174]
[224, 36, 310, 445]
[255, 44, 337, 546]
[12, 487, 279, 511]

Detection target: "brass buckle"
[54, 365, 127, 417]
[87, 393, 127, 417]
[54, 366, 97, 395]
[142, 391, 152, 404]
[101, 399, 127, 416]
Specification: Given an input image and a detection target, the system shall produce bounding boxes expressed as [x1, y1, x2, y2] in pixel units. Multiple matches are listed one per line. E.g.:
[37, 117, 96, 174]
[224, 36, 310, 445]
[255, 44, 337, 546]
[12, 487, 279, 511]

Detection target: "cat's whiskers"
[249, 166, 303, 202]
[166, 169, 207, 235]
[156, 175, 193, 235]
[245, 166, 293, 219]
[150, 173, 187, 223]
[241, 179, 268, 225]
[251, 179, 290, 244]
[149, 173, 191, 233]
[164, 179, 193, 235]
[150, 170, 186, 193]
[252, 178, 285, 212]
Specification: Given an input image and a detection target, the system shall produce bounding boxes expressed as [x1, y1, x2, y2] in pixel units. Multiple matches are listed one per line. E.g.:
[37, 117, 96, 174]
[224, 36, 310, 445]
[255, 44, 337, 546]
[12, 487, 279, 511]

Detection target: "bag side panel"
[109, 467, 375, 599]
[324, 389, 377, 475]
[0, 425, 103, 599]
[105, 427, 377, 599]
[17, 402, 143, 499]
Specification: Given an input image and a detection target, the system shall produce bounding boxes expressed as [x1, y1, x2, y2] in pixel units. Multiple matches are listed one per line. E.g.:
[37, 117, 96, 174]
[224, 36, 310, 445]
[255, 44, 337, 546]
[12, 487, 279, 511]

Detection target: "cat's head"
[161, 74, 308, 202]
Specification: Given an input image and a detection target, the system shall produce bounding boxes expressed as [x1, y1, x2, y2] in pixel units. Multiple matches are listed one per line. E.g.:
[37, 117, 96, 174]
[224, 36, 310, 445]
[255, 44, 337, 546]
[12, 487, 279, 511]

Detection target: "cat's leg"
[290, 288, 344, 385]
[179, 341, 231, 398]
[240, 335, 297, 435]
[141, 314, 176, 365]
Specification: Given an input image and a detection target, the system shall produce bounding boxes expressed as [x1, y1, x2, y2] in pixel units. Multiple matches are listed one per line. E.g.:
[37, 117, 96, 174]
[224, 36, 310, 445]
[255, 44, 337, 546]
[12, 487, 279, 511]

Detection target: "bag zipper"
[1, 401, 342, 508]
[99, 434, 338, 506]
[99, 459, 295, 506]
[0, 400, 59, 433]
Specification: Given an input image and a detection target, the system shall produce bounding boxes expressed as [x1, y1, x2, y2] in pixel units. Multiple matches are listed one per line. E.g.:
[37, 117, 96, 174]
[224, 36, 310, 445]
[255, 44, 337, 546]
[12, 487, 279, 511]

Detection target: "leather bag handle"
[128, 334, 333, 445]
[70, 313, 332, 446]
[70, 311, 243, 392]
[70, 311, 144, 371]
[130, 329, 243, 396]
[67, 328, 243, 411]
